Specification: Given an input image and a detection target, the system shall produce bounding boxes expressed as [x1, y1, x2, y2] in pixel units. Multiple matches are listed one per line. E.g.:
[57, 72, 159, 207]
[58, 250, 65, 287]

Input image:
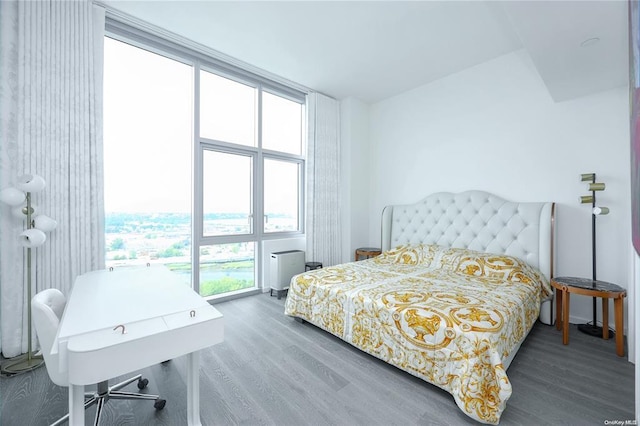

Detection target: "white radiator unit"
[270, 250, 305, 298]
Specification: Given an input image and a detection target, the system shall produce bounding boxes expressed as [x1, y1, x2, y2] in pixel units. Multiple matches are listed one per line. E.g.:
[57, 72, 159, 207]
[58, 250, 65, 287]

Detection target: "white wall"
[348, 49, 631, 333]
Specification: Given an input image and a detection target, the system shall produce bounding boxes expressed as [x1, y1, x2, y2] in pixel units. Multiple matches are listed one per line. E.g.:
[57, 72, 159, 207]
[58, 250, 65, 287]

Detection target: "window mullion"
[193, 60, 203, 294]
[253, 88, 263, 291]
[256, 87, 263, 238]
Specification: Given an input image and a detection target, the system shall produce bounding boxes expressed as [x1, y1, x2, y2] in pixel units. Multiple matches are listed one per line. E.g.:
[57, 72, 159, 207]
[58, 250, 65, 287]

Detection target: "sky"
[104, 37, 192, 213]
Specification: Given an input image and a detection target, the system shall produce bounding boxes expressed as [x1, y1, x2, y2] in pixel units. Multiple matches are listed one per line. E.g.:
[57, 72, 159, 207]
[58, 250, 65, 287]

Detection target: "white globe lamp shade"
[0, 187, 26, 206]
[34, 215, 57, 232]
[18, 229, 46, 248]
[16, 174, 45, 193]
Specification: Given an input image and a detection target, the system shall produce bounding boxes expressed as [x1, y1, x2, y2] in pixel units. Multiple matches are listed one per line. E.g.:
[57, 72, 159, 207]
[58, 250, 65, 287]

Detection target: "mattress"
[284, 244, 552, 424]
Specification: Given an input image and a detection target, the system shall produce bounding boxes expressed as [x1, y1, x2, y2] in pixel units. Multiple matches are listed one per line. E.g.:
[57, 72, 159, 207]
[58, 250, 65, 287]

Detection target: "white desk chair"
[32, 289, 166, 425]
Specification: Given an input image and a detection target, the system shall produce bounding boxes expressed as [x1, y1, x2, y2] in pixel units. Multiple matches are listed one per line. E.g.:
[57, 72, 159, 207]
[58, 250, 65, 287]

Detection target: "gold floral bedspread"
[284, 244, 552, 424]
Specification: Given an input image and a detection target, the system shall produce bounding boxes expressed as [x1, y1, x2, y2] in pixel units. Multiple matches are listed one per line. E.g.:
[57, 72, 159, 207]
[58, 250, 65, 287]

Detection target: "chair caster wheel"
[137, 378, 149, 390]
[154, 399, 166, 410]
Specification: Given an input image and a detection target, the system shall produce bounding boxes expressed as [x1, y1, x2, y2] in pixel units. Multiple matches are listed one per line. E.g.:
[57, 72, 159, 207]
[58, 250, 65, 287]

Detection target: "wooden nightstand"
[551, 276, 626, 356]
[354, 247, 381, 261]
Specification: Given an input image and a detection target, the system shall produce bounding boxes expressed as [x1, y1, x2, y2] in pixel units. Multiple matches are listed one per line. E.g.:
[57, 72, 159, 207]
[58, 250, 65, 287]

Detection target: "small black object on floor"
[578, 322, 615, 338]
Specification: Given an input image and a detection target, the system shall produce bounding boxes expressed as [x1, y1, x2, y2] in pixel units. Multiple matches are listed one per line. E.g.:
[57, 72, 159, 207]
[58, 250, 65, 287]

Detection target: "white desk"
[53, 265, 224, 425]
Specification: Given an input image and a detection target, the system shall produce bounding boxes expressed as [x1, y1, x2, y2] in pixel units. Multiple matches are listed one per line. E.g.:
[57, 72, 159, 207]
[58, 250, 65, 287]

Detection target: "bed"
[284, 191, 555, 424]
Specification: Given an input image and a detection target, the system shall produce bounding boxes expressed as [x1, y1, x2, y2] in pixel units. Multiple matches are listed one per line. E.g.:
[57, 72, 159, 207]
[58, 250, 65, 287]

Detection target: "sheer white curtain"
[0, 0, 105, 357]
[306, 92, 341, 266]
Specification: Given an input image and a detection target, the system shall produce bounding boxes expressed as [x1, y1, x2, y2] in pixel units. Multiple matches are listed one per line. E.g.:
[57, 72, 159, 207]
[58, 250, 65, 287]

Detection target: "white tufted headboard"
[381, 191, 555, 324]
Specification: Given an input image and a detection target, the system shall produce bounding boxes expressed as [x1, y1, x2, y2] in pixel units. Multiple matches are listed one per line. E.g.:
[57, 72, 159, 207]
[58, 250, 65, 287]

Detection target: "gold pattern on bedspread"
[284, 244, 551, 424]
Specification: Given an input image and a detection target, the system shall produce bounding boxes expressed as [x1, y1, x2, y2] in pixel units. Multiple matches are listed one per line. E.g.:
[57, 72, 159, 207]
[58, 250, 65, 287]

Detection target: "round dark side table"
[550, 276, 626, 357]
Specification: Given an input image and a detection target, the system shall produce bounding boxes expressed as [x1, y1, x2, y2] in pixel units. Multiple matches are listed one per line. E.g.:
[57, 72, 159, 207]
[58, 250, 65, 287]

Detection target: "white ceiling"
[101, 0, 629, 103]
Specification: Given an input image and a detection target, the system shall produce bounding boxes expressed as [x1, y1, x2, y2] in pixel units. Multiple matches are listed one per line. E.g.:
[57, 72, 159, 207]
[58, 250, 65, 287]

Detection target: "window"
[104, 27, 306, 299]
[103, 37, 193, 283]
[199, 242, 255, 296]
[200, 71, 256, 147]
[197, 69, 305, 297]
[264, 158, 301, 233]
[262, 91, 303, 155]
[202, 150, 253, 237]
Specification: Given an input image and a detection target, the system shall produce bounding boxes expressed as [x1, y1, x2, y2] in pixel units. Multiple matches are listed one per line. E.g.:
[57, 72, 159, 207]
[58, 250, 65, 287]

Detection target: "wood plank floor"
[1, 293, 635, 425]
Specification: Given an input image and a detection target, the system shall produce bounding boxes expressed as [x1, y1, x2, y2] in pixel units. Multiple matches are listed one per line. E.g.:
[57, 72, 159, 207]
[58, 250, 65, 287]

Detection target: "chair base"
[50, 374, 165, 426]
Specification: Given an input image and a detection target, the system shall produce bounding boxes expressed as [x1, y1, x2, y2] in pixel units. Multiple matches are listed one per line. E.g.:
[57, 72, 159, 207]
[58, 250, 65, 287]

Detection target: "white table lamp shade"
[16, 174, 46, 193]
[19, 229, 47, 248]
[593, 206, 610, 215]
[0, 187, 26, 206]
[34, 215, 57, 232]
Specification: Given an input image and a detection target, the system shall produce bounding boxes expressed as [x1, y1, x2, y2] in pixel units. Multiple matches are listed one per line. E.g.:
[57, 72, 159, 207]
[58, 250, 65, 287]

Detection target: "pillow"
[373, 244, 436, 266]
[436, 247, 552, 298]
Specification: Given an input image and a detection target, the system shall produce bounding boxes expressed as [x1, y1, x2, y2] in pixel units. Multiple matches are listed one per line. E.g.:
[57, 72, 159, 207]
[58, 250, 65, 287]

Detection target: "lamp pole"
[1, 191, 45, 375]
[578, 173, 608, 338]
[25, 191, 37, 366]
[590, 176, 598, 330]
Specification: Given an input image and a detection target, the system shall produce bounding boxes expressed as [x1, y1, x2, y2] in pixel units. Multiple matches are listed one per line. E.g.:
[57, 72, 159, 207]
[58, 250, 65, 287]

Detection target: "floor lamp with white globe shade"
[0, 174, 57, 375]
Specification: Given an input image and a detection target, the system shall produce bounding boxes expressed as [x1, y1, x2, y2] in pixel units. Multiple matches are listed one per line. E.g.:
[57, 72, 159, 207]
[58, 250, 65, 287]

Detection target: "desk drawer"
[163, 305, 222, 329]
[66, 318, 167, 352]
[66, 311, 223, 385]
